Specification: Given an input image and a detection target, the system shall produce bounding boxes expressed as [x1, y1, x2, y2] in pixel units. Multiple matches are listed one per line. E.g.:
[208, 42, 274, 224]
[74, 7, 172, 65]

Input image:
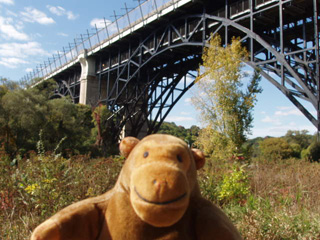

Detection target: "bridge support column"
[122, 121, 148, 139]
[78, 51, 99, 105]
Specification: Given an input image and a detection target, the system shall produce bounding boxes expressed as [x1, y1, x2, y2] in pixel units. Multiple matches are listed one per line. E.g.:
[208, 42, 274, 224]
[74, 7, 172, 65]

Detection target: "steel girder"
[51, 80, 74, 102]
[95, 0, 319, 138]
[51, 79, 80, 103]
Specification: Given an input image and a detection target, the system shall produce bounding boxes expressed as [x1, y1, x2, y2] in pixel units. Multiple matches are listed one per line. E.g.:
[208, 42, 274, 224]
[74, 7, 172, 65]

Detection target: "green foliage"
[216, 165, 250, 204]
[0, 79, 95, 158]
[91, 104, 118, 155]
[199, 160, 250, 205]
[1, 148, 320, 239]
[259, 137, 294, 160]
[0, 153, 123, 239]
[290, 142, 302, 158]
[158, 122, 200, 146]
[196, 127, 231, 159]
[0, 77, 20, 92]
[285, 130, 312, 149]
[198, 156, 320, 240]
[192, 35, 262, 160]
[301, 148, 310, 160]
[306, 141, 320, 162]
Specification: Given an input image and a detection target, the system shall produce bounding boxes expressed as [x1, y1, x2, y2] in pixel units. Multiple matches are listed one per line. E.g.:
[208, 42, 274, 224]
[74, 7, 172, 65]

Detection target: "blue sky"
[0, 0, 317, 138]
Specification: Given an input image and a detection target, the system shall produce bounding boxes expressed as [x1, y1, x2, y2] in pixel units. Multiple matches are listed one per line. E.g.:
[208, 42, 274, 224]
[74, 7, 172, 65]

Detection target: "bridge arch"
[98, 11, 318, 138]
[50, 80, 76, 103]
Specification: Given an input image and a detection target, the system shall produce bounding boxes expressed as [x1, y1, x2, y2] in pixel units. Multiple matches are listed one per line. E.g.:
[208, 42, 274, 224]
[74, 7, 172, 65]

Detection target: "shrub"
[289, 143, 301, 158]
[259, 137, 294, 160]
[216, 164, 250, 204]
[301, 148, 310, 160]
[307, 141, 320, 162]
[199, 160, 250, 205]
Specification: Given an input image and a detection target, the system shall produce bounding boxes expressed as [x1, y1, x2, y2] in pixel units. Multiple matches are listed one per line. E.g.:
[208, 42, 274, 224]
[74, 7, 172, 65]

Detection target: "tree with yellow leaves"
[192, 35, 262, 160]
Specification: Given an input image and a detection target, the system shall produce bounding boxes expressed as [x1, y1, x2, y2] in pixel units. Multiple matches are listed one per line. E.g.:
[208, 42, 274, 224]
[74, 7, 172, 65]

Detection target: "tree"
[284, 130, 312, 150]
[0, 77, 20, 92]
[192, 35, 262, 159]
[158, 122, 200, 147]
[0, 79, 95, 157]
[259, 137, 294, 160]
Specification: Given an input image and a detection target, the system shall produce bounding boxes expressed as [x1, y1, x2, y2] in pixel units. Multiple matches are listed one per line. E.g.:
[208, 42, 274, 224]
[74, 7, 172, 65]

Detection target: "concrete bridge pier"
[78, 51, 99, 105]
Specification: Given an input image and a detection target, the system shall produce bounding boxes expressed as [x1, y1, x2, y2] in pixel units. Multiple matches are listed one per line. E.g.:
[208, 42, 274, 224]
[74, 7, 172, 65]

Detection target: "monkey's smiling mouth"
[134, 187, 187, 205]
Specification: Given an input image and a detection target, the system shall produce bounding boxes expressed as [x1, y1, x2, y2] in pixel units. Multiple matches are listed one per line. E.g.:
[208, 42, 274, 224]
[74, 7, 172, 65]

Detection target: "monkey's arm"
[31, 192, 112, 240]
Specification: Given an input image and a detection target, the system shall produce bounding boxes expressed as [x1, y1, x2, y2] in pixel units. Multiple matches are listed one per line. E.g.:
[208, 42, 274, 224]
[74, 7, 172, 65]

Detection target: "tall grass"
[0, 153, 123, 239]
[199, 158, 320, 239]
[1, 153, 320, 239]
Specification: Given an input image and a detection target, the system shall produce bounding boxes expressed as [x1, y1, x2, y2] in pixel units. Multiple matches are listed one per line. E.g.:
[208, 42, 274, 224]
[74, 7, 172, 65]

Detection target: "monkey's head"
[119, 134, 205, 227]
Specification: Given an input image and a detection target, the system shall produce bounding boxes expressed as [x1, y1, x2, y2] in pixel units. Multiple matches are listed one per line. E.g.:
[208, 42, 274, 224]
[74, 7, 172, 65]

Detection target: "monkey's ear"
[191, 148, 206, 170]
[119, 137, 140, 158]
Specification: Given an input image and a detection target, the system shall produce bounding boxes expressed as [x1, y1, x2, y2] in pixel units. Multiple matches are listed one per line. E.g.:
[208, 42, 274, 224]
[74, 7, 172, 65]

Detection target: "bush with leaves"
[306, 141, 320, 162]
[285, 130, 312, 149]
[259, 137, 294, 160]
[0, 79, 95, 158]
[216, 164, 250, 204]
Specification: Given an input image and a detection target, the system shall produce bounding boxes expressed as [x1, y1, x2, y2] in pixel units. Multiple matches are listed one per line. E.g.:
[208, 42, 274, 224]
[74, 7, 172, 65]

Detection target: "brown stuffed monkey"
[31, 134, 242, 240]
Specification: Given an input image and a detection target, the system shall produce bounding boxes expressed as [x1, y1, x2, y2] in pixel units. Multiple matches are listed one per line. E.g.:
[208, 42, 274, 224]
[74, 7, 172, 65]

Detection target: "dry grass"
[0, 154, 123, 239]
[1, 154, 320, 239]
[199, 157, 320, 240]
[251, 158, 320, 214]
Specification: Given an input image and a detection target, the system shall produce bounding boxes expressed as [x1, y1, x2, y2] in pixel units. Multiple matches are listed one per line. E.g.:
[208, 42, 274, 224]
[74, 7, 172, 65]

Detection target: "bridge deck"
[25, 0, 295, 84]
[28, 0, 196, 84]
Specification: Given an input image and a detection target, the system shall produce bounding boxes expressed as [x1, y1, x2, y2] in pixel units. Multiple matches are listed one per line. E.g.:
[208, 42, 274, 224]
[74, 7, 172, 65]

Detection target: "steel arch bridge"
[26, 0, 319, 139]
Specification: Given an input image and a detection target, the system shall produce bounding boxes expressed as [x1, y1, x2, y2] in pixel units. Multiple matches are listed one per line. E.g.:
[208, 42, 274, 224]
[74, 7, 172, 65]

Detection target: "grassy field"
[1, 153, 320, 239]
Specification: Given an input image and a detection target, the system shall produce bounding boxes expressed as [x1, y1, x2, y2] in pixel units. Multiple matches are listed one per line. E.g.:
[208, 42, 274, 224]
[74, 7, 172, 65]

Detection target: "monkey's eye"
[143, 152, 149, 158]
[177, 155, 183, 163]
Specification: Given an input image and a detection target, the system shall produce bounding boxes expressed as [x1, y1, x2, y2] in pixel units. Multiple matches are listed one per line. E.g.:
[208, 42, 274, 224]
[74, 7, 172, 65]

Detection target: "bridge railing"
[22, 0, 180, 86]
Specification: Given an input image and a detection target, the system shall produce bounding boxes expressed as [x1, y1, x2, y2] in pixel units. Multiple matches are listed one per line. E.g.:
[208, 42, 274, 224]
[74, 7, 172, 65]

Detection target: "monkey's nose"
[153, 179, 168, 194]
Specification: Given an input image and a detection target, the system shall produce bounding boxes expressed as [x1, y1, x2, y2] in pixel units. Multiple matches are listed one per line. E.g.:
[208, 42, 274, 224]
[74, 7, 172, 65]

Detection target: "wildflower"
[25, 183, 40, 195]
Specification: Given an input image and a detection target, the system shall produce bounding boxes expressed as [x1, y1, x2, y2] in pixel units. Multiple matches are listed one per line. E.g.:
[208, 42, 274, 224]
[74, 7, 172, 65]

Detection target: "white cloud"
[25, 68, 33, 72]
[273, 107, 317, 122]
[184, 98, 192, 103]
[47, 5, 78, 20]
[166, 116, 195, 122]
[0, 16, 29, 40]
[6, 9, 17, 17]
[21, 7, 55, 25]
[275, 110, 303, 117]
[261, 116, 281, 125]
[90, 18, 111, 29]
[57, 32, 68, 37]
[0, 57, 28, 68]
[0, 42, 49, 70]
[0, 42, 50, 59]
[251, 124, 317, 138]
[276, 106, 292, 111]
[181, 112, 191, 115]
[0, 0, 14, 5]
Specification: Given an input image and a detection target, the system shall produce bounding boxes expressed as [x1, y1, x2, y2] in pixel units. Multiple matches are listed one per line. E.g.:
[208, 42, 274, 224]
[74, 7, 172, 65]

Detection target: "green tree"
[158, 122, 200, 146]
[259, 137, 294, 160]
[0, 79, 94, 157]
[304, 141, 320, 162]
[285, 130, 312, 150]
[192, 35, 262, 159]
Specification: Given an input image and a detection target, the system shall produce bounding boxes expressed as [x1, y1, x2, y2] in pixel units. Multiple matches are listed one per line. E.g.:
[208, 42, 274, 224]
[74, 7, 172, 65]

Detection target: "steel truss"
[51, 69, 81, 103]
[56, 0, 319, 138]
